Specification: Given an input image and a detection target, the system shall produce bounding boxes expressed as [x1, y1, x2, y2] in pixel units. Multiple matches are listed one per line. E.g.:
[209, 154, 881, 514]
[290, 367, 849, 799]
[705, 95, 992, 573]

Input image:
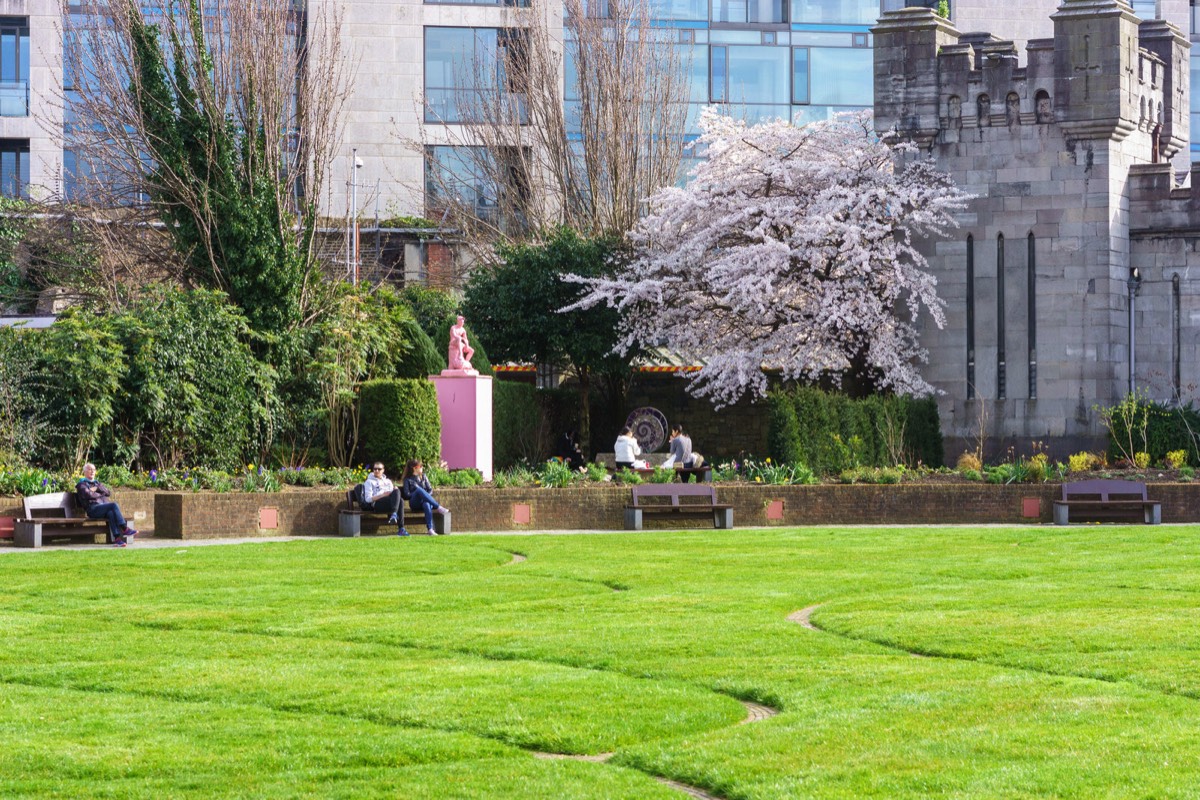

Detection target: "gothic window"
[977, 94, 991, 127]
[1027, 233, 1037, 399]
[1034, 90, 1052, 124]
[997, 233, 1006, 400]
[966, 234, 975, 399]
[1005, 92, 1020, 126]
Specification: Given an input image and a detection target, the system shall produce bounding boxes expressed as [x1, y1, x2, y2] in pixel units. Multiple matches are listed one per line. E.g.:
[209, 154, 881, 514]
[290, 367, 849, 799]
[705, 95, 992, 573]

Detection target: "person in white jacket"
[614, 427, 641, 470]
[362, 462, 404, 531]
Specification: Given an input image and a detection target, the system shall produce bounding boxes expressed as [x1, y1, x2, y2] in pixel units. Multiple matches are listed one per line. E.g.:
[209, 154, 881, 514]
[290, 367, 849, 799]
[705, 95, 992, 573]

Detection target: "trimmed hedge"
[393, 318, 445, 379]
[358, 379, 441, 470]
[494, 381, 541, 469]
[767, 386, 943, 473]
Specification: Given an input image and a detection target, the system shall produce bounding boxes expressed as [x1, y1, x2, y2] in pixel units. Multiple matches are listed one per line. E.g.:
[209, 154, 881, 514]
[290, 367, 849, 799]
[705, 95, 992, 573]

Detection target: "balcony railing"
[0, 81, 28, 117]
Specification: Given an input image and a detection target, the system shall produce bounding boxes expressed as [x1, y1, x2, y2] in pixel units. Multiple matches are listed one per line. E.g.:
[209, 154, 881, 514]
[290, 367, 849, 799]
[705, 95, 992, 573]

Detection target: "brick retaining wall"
[5, 483, 1200, 539]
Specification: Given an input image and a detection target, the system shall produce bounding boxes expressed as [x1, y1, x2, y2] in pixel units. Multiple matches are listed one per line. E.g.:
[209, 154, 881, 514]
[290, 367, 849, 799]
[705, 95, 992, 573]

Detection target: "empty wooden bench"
[624, 483, 733, 530]
[1053, 479, 1161, 525]
[14, 492, 110, 547]
[338, 485, 451, 536]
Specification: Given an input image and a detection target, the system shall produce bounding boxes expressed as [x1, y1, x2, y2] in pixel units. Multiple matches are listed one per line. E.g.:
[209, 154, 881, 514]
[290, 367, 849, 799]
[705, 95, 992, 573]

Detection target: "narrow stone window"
[948, 95, 962, 129]
[966, 234, 975, 399]
[1173, 273, 1182, 397]
[997, 233, 1006, 400]
[1027, 232, 1036, 399]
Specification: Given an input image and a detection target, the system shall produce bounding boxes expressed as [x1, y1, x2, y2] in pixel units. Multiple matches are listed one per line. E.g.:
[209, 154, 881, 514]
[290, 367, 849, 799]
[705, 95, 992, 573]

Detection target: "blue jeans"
[407, 485, 439, 530]
[86, 502, 127, 542]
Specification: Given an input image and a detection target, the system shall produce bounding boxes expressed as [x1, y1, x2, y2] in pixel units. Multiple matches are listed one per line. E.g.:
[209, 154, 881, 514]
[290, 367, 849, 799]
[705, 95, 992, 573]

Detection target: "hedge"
[494, 381, 541, 469]
[358, 379, 441, 470]
[767, 386, 943, 473]
[393, 318, 445, 380]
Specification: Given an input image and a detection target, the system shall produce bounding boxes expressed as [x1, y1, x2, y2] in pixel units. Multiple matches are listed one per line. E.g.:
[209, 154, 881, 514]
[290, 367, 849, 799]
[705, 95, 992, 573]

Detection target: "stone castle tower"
[874, 0, 1196, 457]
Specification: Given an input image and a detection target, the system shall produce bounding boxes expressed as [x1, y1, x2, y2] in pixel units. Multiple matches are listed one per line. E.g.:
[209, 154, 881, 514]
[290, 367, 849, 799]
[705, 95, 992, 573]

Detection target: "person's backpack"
[349, 483, 365, 507]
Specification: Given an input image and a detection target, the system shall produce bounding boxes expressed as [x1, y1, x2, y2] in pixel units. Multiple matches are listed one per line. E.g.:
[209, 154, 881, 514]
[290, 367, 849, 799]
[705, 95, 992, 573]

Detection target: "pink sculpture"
[447, 315, 477, 374]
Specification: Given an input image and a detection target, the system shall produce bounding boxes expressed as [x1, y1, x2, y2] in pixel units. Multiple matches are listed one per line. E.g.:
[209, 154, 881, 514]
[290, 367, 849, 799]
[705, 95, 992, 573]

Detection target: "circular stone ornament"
[625, 407, 669, 452]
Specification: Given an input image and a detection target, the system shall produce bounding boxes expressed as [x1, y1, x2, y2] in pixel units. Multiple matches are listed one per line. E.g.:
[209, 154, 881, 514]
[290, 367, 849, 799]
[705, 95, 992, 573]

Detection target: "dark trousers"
[363, 491, 402, 517]
[86, 502, 127, 542]
[407, 485, 439, 530]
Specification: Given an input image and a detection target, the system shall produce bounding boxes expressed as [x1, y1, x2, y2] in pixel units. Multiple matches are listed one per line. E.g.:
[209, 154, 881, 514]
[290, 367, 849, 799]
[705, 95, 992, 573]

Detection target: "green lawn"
[4, 526, 1200, 798]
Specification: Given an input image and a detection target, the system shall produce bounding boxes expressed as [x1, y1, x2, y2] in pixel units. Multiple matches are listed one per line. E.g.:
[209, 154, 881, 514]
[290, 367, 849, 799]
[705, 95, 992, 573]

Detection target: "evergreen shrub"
[494, 381, 540, 469]
[393, 318, 445, 379]
[358, 379, 441, 469]
[767, 386, 944, 473]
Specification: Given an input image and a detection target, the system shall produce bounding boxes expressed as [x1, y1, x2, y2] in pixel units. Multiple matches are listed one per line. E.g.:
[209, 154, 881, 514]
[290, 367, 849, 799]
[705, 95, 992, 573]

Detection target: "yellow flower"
[247, 463, 254, 471]
[755, 476, 762, 483]
[765, 457, 772, 463]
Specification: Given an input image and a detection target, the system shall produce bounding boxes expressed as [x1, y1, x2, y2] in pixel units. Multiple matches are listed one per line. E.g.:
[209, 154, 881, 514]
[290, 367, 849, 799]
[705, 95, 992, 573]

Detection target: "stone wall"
[5, 483, 1196, 541]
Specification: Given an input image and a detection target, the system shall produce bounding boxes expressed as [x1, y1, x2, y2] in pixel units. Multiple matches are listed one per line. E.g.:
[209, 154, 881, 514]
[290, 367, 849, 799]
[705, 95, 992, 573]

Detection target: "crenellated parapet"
[873, 0, 1189, 157]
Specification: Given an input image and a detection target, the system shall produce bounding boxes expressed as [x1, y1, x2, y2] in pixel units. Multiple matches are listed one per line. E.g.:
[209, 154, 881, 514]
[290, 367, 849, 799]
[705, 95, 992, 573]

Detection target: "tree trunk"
[578, 368, 591, 460]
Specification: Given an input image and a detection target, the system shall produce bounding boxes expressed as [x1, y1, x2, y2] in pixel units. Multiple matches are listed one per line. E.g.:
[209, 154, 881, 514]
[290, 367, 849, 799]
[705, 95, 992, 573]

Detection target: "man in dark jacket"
[76, 463, 138, 546]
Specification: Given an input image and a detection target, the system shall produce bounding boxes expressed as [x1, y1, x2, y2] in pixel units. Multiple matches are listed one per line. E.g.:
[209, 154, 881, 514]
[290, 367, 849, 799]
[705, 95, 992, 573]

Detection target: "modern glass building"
[0, 1, 1194, 218]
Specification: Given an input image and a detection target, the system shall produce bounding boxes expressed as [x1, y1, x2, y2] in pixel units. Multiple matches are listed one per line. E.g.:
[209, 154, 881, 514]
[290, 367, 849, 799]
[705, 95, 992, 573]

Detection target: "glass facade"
[0, 17, 29, 117]
[0, 139, 29, 198]
[424, 27, 527, 124]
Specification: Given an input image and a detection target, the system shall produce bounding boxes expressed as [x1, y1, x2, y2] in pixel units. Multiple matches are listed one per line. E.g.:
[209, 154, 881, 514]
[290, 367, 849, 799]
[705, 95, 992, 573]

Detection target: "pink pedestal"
[429, 372, 493, 481]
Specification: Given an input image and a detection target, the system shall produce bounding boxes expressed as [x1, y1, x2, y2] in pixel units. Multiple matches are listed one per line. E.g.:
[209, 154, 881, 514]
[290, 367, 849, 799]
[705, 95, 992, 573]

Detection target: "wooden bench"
[14, 492, 110, 548]
[1053, 479, 1161, 525]
[338, 485, 451, 536]
[624, 483, 733, 530]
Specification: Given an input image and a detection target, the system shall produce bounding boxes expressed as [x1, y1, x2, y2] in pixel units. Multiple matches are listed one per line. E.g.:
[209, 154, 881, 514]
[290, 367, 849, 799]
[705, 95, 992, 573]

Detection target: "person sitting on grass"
[401, 459, 449, 536]
[76, 463, 138, 547]
[363, 462, 405, 536]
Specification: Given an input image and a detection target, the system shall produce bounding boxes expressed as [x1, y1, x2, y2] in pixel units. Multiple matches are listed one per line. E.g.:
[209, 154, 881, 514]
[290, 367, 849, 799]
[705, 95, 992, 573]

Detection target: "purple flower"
[150, 469, 158, 482]
[41, 477, 47, 487]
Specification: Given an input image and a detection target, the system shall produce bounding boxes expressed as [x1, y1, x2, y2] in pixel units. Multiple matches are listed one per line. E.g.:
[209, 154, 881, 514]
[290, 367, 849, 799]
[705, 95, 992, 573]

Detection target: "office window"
[0, 139, 28, 198]
[1130, 0, 1154, 20]
[424, 27, 526, 124]
[652, 0, 709, 20]
[727, 45, 789, 106]
[0, 17, 29, 117]
[712, 0, 786, 24]
[808, 47, 872, 106]
[425, 145, 527, 230]
[711, 45, 727, 102]
[790, 0, 879, 25]
[792, 47, 809, 104]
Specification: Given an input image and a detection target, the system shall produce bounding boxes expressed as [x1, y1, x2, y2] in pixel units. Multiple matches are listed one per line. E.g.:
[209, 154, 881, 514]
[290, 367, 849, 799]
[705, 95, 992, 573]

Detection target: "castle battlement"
[873, 1, 1188, 158]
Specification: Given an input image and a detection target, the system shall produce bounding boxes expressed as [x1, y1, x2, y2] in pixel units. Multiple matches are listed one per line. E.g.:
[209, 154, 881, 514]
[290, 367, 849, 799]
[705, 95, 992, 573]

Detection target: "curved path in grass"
[504, 547, 778, 800]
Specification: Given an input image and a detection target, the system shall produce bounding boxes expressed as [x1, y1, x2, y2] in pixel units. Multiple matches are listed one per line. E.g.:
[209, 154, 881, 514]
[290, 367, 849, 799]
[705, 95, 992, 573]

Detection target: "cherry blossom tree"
[567, 109, 971, 407]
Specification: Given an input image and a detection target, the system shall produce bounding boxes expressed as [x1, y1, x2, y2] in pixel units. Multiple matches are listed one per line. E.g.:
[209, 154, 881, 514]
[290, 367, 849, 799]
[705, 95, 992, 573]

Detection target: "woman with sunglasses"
[401, 459, 449, 536]
[363, 462, 405, 535]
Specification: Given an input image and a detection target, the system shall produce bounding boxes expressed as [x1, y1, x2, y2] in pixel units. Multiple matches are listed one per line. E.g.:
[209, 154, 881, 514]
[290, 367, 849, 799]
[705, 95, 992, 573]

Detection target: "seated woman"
[401, 459, 450, 536]
[76, 463, 139, 547]
[614, 427, 641, 470]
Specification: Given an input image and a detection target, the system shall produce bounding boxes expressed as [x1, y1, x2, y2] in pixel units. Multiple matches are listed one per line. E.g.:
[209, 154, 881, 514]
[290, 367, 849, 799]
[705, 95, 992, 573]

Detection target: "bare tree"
[58, 0, 354, 328]
[418, 0, 690, 255]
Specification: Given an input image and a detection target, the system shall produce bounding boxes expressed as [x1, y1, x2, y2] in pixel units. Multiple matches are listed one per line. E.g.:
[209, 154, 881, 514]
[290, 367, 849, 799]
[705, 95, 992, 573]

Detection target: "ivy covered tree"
[464, 228, 632, 454]
[568, 110, 971, 407]
[62, 0, 352, 332]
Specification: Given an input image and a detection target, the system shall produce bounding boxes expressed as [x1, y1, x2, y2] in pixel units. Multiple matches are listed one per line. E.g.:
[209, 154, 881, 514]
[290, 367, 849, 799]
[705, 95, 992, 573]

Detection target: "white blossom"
[566, 109, 971, 407]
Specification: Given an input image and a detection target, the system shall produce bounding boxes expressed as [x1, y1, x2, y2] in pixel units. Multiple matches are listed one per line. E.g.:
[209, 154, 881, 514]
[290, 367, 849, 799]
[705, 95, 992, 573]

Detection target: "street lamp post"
[1127, 266, 1142, 395]
[350, 149, 363, 285]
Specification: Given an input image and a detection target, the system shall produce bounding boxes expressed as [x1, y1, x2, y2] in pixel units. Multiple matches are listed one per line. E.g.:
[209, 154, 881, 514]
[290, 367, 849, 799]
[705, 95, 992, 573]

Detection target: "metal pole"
[351, 148, 359, 286]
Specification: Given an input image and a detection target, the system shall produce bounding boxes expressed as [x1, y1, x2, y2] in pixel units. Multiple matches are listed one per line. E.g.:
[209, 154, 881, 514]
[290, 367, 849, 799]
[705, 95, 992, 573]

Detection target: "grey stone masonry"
[874, 0, 1196, 460]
